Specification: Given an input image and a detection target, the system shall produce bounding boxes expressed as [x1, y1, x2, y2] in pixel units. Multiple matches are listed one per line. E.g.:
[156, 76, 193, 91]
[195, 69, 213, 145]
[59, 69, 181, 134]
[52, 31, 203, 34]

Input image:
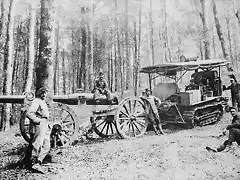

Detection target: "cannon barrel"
[0, 95, 25, 104]
[52, 93, 95, 105]
[53, 93, 119, 105]
[0, 92, 119, 105]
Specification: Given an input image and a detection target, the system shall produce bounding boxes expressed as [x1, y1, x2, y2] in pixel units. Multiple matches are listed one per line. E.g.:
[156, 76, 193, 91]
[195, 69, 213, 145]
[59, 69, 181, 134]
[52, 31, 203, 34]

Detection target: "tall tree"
[212, 0, 228, 60]
[53, 21, 59, 94]
[125, 0, 132, 90]
[199, 0, 211, 59]
[36, 0, 55, 94]
[25, 0, 37, 92]
[1, 0, 15, 131]
[147, 0, 154, 65]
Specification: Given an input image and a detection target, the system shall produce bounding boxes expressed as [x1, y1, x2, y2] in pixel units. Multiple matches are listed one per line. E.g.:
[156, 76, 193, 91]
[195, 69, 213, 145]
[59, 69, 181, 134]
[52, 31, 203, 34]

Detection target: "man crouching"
[207, 107, 240, 152]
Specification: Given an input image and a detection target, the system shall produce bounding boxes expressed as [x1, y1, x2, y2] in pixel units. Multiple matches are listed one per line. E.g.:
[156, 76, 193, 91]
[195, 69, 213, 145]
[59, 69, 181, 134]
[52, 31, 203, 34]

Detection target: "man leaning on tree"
[25, 87, 52, 173]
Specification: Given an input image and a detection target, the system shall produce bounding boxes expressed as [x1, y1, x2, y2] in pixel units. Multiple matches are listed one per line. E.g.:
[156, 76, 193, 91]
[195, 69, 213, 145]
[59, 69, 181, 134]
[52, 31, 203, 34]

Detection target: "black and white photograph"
[0, 0, 240, 179]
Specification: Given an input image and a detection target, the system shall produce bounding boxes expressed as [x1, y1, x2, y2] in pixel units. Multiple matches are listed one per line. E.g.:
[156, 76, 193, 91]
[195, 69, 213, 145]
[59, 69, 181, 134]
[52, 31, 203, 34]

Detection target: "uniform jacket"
[225, 83, 240, 98]
[145, 95, 161, 114]
[26, 97, 50, 134]
[94, 79, 108, 91]
[229, 114, 240, 129]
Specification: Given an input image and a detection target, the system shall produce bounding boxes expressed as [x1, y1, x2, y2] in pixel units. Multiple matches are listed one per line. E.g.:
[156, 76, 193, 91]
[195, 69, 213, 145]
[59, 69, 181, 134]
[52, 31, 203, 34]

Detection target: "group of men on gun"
[21, 72, 240, 173]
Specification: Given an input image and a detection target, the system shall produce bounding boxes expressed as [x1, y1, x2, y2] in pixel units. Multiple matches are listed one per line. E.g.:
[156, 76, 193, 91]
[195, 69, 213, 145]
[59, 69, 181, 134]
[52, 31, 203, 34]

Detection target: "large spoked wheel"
[19, 110, 31, 143]
[115, 97, 148, 139]
[93, 115, 118, 138]
[20, 102, 78, 148]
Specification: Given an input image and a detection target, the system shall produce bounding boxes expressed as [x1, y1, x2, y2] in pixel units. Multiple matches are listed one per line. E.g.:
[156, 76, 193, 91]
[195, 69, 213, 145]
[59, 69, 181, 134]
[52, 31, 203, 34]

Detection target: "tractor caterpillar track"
[182, 102, 223, 128]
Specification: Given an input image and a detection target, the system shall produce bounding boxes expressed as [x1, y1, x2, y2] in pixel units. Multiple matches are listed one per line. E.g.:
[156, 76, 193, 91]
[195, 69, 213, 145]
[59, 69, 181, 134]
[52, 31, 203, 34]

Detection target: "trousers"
[30, 119, 51, 162]
[232, 96, 240, 110]
[93, 89, 111, 100]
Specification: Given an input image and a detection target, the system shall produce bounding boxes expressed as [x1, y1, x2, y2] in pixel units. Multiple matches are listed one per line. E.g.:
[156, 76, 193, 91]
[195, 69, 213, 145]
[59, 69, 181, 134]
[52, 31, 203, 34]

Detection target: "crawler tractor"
[139, 59, 230, 128]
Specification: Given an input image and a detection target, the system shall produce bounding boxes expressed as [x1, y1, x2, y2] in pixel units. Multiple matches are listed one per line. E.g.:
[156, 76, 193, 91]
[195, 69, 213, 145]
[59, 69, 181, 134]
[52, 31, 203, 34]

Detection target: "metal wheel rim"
[115, 97, 148, 139]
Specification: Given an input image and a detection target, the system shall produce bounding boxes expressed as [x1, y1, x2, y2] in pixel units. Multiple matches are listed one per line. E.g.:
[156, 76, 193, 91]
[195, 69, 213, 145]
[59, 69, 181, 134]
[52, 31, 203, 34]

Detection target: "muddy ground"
[1, 112, 240, 180]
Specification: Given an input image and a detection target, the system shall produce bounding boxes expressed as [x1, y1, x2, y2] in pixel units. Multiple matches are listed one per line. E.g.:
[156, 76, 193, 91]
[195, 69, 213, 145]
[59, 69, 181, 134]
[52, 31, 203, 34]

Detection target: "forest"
[0, 0, 240, 131]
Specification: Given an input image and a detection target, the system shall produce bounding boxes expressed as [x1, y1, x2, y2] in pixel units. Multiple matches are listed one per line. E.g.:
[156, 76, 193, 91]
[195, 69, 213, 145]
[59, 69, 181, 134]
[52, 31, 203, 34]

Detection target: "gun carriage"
[0, 91, 148, 148]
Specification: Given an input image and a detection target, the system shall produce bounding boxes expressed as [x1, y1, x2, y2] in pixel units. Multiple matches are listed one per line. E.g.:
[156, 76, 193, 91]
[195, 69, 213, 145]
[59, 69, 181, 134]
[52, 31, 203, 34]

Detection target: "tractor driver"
[185, 76, 198, 91]
[93, 72, 111, 103]
[143, 88, 164, 135]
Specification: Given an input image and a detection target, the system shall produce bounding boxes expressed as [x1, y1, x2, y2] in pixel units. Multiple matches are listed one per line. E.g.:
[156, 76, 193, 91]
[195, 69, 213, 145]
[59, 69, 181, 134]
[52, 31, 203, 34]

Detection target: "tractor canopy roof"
[139, 59, 230, 76]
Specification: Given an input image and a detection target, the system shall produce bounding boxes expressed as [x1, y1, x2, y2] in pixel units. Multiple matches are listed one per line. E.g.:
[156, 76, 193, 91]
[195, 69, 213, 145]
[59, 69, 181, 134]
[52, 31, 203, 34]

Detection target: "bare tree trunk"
[147, 0, 154, 65]
[163, 0, 172, 62]
[233, 0, 240, 71]
[25, 1, 37, 92]
[226, 17, 234, 64]
[114, 0, 121, 93]
[89, 6, 94, 91]
[211, 26, 216, 58]
[53, 21, 59, 94]
[125, 0, 132, 90]
[212, 0, 228, 60]
[70, 26, 75, 93]
[36, 0, 55, 96]
[1, 0, 14, 131]
[199, 0, 211, 59]
[61, 49, 66, 94]
[0, 0, 4, 37]
[133, 0, 142, 95]
[84, 24, 89, 92]
[80, 22, 87, 91]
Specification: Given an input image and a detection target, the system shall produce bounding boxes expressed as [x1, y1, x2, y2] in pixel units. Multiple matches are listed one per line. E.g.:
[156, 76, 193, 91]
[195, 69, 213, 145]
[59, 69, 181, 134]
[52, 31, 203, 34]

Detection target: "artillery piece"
[0, 91, 149, 148]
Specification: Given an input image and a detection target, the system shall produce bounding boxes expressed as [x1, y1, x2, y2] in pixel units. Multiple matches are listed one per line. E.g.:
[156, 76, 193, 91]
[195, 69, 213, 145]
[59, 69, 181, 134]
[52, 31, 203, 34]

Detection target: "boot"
[216, 144, 226, 152]
[157, 124, 164, 135]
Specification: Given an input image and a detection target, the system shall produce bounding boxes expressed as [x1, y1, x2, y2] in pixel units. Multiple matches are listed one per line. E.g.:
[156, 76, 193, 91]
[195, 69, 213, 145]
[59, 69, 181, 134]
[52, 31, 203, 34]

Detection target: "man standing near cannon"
[24, 87, 52, 173]
[142, 88, 164, 135]
[93, 72, 111, 103]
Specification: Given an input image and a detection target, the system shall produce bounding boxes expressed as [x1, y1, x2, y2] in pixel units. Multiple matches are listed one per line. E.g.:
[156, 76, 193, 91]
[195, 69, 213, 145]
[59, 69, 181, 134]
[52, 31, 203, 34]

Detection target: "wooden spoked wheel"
[93, 115, 118, 138]
[115, 97, 148, 139]
[19, 110, 31, 143]
[20, 102, 78, 148]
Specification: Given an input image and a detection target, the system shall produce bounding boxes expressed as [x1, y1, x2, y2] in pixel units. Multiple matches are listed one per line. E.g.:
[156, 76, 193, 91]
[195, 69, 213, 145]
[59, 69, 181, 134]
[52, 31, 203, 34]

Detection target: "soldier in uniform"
[93, 72, 111, 102]
[206, 107, 240, 152]
[143, 88, 164, 135]
[26, 87, 51, 173]
[223, 75, 240, 111]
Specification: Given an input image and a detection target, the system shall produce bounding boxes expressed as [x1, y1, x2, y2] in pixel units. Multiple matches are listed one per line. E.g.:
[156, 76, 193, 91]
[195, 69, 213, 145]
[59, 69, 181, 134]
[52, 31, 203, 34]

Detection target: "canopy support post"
[148, 73, 152, 91]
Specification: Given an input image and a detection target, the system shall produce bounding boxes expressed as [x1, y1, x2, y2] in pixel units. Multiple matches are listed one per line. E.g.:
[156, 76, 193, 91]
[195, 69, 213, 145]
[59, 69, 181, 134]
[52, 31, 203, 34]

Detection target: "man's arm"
[103, 79, 108, 90]
[26, 99, 42, 124]
[94, 79, 99, 89]
[224, 84, 232, 91]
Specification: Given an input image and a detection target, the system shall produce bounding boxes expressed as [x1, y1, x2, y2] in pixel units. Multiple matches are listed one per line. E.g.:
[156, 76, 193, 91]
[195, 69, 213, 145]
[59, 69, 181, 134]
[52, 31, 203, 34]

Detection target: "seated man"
[206, 107, 240, 152]
[142, 88, 164, 135]
[185, 77, 198, 91]
[92, 72, 111, 102]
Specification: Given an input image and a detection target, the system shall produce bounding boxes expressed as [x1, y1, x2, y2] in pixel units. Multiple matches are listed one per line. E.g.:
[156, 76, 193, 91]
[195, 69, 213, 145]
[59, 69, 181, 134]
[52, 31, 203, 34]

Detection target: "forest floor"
[1, 112, 240, 180]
